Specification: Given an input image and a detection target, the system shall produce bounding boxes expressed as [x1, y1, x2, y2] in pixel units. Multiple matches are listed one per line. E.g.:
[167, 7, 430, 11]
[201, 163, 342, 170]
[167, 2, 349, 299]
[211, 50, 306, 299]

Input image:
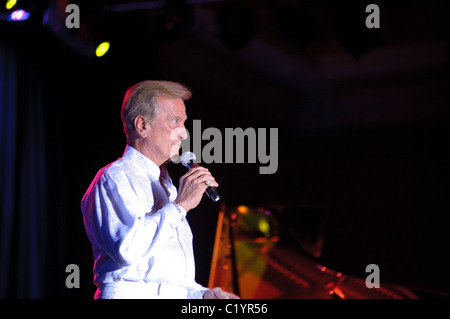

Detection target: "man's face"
[146, 96, 188, 165]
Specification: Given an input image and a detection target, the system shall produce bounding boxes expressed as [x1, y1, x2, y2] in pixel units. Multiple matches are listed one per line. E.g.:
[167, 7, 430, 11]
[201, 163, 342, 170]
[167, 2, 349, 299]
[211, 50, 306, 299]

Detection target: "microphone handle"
[205, 186, 221, 202]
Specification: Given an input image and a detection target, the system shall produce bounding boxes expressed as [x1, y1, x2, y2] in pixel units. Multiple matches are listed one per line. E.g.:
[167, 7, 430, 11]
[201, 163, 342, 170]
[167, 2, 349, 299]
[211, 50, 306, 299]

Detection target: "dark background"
[1, 0, 448, 298]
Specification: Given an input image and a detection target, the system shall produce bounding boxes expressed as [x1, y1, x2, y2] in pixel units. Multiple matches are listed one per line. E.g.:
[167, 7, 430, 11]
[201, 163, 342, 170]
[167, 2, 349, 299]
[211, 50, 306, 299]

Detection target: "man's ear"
[134, 115, 148, 137]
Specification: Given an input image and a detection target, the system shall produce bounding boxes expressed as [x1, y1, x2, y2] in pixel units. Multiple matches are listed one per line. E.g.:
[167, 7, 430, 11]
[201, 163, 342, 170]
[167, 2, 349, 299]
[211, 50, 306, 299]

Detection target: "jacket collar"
[123, 145, 161, 181]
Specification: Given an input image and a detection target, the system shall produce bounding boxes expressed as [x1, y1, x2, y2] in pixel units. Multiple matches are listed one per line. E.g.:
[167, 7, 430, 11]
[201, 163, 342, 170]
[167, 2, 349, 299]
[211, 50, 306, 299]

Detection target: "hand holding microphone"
[175, 152, 220, 212]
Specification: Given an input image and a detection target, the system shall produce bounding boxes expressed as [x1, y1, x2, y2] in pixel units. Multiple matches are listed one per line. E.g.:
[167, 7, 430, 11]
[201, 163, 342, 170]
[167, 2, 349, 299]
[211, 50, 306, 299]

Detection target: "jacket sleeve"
[186, 283, 210, 299]
[81, 170, 185, 267]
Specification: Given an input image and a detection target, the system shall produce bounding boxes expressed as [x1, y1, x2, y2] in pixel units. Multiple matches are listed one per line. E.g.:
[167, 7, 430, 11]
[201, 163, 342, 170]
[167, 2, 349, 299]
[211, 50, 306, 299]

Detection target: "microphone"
[180, 152, 221, 202]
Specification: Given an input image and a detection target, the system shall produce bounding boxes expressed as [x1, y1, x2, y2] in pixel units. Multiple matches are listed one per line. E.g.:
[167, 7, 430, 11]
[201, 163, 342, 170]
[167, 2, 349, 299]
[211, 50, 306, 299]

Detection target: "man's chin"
[169, 148, 181, 164]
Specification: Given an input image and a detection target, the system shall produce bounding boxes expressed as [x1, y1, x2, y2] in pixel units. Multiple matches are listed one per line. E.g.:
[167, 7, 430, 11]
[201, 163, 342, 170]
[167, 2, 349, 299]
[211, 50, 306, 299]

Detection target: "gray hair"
[121, 80, 192, 136]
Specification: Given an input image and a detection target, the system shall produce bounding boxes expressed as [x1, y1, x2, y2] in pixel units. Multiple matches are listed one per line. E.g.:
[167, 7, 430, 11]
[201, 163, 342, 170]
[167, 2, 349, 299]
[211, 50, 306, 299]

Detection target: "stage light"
[95, 41, 110, 57]
[7, 9, 29, 21]
[258, 218, 270, 235]
[6, 0, 17, 10]
[237, 205, 248, 214]
[7, 8, 29, 21]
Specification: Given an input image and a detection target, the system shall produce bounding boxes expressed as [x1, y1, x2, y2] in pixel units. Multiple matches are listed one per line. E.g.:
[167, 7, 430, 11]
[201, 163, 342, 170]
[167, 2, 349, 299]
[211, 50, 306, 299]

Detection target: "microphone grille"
[180, 152, 196, 167]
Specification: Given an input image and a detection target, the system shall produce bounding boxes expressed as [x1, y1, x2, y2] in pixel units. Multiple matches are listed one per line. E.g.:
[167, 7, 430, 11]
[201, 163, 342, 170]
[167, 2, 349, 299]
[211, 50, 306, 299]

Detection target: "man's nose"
[180, 127, 188, 140]
[171, 127, 188, 141]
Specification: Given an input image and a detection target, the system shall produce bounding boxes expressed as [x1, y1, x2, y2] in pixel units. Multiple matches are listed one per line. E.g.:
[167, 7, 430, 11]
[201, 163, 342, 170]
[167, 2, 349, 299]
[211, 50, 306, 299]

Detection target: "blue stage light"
[7, 9, 30, 21]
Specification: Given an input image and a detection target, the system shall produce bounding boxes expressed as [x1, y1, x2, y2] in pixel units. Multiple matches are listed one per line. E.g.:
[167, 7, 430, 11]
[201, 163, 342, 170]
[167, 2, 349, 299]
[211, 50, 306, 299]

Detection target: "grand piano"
[207, 204, 418, 299]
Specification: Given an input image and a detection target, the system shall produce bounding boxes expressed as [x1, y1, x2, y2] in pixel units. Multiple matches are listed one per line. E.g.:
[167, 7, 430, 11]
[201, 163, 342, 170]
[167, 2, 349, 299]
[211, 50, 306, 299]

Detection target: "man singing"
[81, 80, 238, 299]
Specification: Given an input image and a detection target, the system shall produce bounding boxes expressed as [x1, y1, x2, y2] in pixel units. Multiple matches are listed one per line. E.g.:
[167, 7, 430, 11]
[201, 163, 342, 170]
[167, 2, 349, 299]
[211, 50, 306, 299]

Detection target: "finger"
[212, 288, 228, 299]
[215, 288, 228, 299]
[183, 168, 219, 188]
[180, 166, 210, 180]
[197, 173, 219, 188]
